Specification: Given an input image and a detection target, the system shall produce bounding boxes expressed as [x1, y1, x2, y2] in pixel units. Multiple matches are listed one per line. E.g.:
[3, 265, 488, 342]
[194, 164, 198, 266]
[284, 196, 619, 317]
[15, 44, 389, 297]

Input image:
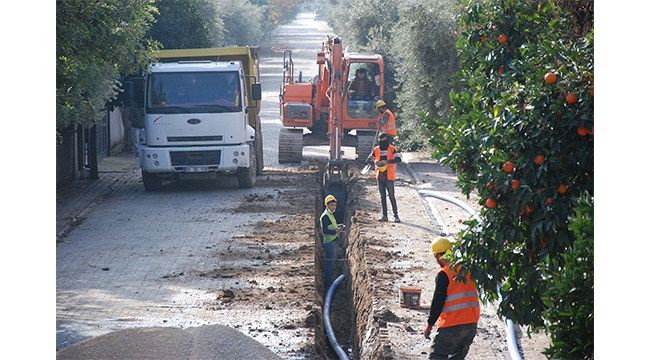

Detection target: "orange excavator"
[278, 35, 385, 220]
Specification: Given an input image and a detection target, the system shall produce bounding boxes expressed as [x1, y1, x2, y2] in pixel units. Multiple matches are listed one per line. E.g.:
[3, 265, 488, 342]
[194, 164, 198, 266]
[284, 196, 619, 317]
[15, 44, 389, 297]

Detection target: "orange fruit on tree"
[485, 198, 497, 208]
[566, 93, 578, 104]
[503, 161, 514, 173]
[498, 65, 505, 74]
[488, 180, 495, 189]
[544, 72, 557, 84]
[498, 34, 508, 44]
[557, 183, 567, 194]
[577, 127, 588, 136]
[545, 197, 553, 205]
[534, 155, 544, 165]
[511, 179, 521, 189]
[587, 125, 594, 135]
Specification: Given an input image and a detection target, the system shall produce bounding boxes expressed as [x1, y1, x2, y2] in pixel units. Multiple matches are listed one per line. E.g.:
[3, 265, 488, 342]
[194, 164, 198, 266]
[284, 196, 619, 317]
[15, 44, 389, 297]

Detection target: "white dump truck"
[125, 47, 263, 191]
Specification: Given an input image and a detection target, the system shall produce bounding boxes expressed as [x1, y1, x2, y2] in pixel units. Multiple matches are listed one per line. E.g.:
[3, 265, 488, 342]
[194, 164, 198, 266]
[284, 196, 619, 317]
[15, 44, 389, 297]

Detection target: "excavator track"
[356, 132, 377, 164]
[278, 128, 304, 163]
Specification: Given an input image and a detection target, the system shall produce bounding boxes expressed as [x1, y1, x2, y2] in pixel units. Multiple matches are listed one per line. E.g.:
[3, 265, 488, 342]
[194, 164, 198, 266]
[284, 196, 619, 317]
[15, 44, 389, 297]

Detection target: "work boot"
[394, 216, 401, 223]
[379, 215, 388, 222]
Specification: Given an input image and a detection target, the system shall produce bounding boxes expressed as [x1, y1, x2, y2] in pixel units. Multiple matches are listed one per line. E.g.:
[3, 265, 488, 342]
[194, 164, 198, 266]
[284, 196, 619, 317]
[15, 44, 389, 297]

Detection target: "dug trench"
[315, 161, 426, 360]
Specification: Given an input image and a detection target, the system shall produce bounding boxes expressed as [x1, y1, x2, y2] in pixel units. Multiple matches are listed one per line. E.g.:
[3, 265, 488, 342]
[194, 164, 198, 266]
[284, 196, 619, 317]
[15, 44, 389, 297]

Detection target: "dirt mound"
[56, 324, 282, 360]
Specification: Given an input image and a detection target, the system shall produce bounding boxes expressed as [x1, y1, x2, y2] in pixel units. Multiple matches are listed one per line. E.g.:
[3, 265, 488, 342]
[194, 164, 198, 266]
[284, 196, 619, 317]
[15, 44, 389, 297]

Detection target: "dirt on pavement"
[57, 12, 551, 359]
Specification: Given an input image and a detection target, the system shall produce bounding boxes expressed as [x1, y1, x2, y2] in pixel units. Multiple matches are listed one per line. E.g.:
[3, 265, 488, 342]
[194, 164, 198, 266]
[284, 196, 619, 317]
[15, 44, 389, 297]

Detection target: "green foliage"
[391, 0, 459, 151]
[423, 0, 593, 342]
[541, 192, 593, 359]
[267, 0, 305, 25]
[147, 0, 215, 48]
[214, 0, 265, 46]
[56, 0, 159, 134]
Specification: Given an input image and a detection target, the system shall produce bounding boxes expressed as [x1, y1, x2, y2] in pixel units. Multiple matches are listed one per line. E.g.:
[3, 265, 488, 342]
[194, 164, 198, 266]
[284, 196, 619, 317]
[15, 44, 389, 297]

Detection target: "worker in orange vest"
[375, 100, 396, 144]
[424, 237, 480, 359]
[366, 132, 401, 222]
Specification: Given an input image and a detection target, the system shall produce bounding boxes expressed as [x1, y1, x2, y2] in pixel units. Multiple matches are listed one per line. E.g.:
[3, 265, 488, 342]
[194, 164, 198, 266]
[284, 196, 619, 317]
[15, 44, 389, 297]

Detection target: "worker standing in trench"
[320, 195, 344, 290]
[423, 237, 480, 359]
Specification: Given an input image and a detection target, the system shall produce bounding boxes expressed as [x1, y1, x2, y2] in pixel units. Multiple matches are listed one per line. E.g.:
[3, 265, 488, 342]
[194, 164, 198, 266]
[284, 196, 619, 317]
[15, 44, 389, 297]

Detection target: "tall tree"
[146, 0, 216, 49]
[391, 0, 459, 151]
[423, 0, 593, 356]
[211, 0, 265, 46]
[56, 0, 158, 136]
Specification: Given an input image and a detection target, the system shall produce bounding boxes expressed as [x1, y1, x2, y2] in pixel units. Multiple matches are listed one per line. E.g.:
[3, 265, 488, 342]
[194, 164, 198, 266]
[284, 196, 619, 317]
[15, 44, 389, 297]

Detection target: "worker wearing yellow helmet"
[423, 237, 480, 359]
[375, 100, 396, 144]
[320, 194, 344, 289]
[365, 132, 401, 222]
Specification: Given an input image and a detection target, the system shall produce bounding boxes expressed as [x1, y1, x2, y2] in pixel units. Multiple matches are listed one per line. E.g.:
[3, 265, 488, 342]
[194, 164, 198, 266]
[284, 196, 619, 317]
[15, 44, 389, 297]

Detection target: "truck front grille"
[167, 135, 223, 142]
[170, 150, 221, 166]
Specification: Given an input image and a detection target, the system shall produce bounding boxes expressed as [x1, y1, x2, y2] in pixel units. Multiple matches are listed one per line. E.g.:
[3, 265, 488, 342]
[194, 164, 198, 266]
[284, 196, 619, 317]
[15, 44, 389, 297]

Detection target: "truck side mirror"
[252, 83, 262, 101]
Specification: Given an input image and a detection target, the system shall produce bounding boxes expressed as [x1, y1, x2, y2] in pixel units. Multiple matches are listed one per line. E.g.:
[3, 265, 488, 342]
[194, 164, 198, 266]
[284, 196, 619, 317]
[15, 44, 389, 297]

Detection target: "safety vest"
[380, 109, 397, 137]
[437, 265, 480, 328]
[320, 209, 339, 244]
[373, 145, 398, 181]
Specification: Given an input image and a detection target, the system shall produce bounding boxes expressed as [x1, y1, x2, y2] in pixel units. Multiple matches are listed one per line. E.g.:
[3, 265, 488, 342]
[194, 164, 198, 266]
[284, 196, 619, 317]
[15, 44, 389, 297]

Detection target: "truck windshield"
[147, 71, 242, 113]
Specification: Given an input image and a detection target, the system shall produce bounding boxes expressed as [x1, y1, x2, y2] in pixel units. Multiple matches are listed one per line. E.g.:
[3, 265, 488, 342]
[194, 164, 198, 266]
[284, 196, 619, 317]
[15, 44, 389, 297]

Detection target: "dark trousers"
[378, 178, 398, 217]
[429, 322, 477, 359]
[323, 239, 337, 289]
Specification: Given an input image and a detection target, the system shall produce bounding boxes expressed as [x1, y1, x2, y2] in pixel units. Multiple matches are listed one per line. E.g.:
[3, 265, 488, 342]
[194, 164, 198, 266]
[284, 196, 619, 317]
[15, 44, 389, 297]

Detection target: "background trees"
[56, 0, 306, 137]
[146, 0, 217, 49]
[56, 0, 158, 135]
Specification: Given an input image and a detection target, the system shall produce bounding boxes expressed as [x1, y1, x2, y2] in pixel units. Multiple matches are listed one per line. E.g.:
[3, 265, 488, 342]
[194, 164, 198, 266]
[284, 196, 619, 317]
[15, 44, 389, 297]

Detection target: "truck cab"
[127, 47, 262, 191]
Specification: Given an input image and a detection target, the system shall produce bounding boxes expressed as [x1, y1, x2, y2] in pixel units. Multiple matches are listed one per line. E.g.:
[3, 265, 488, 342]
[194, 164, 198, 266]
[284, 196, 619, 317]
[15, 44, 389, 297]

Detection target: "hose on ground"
[324, 274, 348, 360]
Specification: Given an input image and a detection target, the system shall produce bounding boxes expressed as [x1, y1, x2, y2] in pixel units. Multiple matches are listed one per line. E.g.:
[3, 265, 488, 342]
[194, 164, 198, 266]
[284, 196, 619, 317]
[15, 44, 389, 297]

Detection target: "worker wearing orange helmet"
[366, 132, 401, 222]
[320, 195, 344, 289]
[424, 237, 480, 359]
[375, 100, 396, 144]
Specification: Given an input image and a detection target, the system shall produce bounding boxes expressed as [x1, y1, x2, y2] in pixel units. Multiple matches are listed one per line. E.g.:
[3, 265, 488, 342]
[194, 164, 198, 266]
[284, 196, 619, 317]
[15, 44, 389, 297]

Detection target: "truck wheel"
[237, 149, 256, 188]
[142, 170, 163, 191]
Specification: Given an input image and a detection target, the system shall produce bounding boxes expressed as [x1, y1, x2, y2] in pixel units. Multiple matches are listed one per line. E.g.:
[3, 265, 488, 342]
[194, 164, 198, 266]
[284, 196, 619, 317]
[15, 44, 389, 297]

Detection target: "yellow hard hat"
[431, 237, 452, 254]
[377, 164, 388, 172]
[375, 100, 386, 109]
[324, 194, 337, 205]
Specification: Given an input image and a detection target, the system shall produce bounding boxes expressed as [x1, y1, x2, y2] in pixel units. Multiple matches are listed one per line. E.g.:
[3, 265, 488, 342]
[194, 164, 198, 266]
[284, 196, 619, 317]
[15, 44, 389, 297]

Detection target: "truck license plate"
[183, 166, 209, 173]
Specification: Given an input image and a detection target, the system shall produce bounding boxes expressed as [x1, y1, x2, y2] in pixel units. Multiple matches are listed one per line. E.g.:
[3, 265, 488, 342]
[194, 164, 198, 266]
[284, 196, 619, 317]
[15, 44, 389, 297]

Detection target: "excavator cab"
[345, 61, 382, 119]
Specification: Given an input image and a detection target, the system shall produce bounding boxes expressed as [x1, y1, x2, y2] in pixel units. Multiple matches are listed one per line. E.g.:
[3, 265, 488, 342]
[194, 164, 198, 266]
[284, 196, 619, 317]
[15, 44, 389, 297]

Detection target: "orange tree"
[422, 0, 593, 354]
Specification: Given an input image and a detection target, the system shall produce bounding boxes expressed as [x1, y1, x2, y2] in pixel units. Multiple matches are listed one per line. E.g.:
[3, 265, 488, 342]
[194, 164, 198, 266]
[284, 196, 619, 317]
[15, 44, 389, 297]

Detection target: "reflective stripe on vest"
[438, 266, 480, 328]
[373, 146, 398, 181]
[380, 109, 397, 136]
[320, 209, 338, 244]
